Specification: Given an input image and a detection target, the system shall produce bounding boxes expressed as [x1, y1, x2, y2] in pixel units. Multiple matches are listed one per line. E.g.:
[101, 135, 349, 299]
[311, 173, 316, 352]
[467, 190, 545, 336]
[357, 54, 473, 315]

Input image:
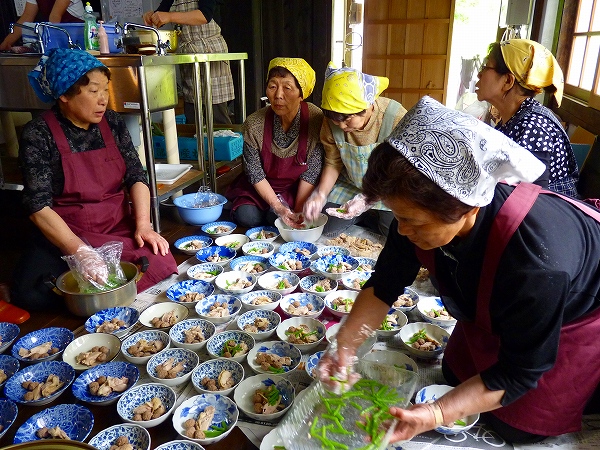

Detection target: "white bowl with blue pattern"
[172, 393, 239, 445]
[147, 347, 199, 387]
[355, 257, 377, 273]
[156, 440, 206, 450]
[311, 254, 360, 281]
[191, 358, 244, 396]
[206, 330, 255, 363]
[117, 382, 176, 428]
[214, 271, 257, 295]
[195, 294, 242, 325]
[215, 233, 249, 252]
[324, 289, 359, 318]
[399, 322, 450, 360]
[0, 398, 17, 440]
[169, 318, 216, 351]
[241, 241, 275, 258]
[276, 317, 326, 353]
[306, 350, 324, 379]
[195, 245, 236, 266]
[84, 306, 140, 337]
[246, 340, 301, 376]
[316, 245, 351, 258]
[269, 252, 311, 273]
[257, 271, 300, 295]
[245, 225, 280, 242]
[88, 423, 151, 450]
[229, 255, 269, 276]
[363, 350, 419, 374]
[416, 296, 457, 328]
[233, 374, 295, 421]
[175, 235, 213, 255]
[279, 241, 319, 259]
[11, 327, 74, 364]
[341, 271, 371, 291]
[0, 322, 20, 354]
[0, 354, 19, 389]
[376, 309, 408, 339]
[239, 290, 282, 311]
[71, 361, 140, 405]
[280, 293, 325, 318]
[4, 360, 74, 405]
[236, 310, 281, 341]
[187, 263, 224, 283]
[166, 279, 216, 310]
[391, 287, 421, 313]
[415, 384, 479, 434]
[62, 332, 122, 372]
[138, 302, 189, 330]
[201, 221, 237, 237]
[299, 274, 338, 298]
[121, 330, 171, 365]
[12, 403, 94, 443]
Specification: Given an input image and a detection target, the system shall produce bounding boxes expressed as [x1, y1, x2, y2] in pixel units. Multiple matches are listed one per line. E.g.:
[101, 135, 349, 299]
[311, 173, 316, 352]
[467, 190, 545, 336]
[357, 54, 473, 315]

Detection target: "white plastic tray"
[155, 164, 193, 184]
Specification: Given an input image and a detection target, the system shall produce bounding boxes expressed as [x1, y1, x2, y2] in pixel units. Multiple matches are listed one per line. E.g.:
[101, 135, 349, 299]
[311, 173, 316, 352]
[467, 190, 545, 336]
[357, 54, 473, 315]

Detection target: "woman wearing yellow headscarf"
[226, 57, 324, 228]
[476, 39, 579, 197]
[303, 62, 407, 236]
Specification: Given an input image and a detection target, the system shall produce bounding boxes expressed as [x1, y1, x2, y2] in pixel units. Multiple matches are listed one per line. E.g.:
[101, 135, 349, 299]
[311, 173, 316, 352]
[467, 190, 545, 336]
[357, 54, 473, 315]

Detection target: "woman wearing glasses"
[476, 39, 579, 197]
[303, 63, 407, 236]
[226, 58, 324, 228]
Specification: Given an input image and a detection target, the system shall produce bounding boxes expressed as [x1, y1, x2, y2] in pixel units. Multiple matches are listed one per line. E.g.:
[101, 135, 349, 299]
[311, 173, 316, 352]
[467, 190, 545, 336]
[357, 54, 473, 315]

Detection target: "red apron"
[227, 102, 310, 212]
[416, 182, 600, 435]
[43, 111, 177, 292]
[37, 0, 82, 23]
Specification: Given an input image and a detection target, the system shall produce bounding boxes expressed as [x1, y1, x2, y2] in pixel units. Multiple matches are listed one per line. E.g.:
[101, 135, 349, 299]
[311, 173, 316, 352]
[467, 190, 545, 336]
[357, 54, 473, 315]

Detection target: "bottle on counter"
[84, 2, 99, 51]
[98, 20, 109, 54]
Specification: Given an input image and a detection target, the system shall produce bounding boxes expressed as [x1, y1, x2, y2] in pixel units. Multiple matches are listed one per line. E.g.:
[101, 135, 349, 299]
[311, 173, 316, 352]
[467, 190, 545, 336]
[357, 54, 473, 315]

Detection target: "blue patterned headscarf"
[28, 48, 107, 103]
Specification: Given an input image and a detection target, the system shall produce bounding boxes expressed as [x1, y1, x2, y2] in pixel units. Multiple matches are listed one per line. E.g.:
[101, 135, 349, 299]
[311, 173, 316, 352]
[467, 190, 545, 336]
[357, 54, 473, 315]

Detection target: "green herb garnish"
[336, 208, 347, 213]
[407, 328, 428, 344]
[315, 285, 325, 292]
[269, 366, 286, 374]
[226, 241, 239, 249]
[276, 280, 286, 289]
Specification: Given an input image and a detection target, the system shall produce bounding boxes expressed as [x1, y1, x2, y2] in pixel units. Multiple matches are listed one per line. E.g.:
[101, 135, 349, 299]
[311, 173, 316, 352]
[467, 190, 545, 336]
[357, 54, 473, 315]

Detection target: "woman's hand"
[134, 224, 170, 256]
[273, 200, 306, 229]
[303, 190, 327, 221]
[326, 194, 373, 219]
[146, 11, 172, 28]
[316, 343, 361, 394]
[386, 403, 438, 443]
[73, 245, 109, 285]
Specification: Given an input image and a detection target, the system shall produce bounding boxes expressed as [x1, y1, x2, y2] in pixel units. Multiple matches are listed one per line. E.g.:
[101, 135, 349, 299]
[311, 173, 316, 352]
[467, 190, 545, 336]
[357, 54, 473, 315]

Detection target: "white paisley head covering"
[385, 96, 545, 206]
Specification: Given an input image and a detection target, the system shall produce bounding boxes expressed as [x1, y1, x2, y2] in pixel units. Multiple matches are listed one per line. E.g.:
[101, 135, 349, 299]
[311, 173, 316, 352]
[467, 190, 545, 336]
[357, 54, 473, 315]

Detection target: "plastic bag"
[62, 241, 127, 293]
[193, 186, 221, 208]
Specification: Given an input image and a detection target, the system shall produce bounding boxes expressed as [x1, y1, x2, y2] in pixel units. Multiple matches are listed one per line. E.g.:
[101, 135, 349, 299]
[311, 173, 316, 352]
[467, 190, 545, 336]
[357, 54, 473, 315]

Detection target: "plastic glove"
[317, 338, 361, 394]
[326, 193, 373, 219]
[303, 190, 327, 222]
[73, 245, 109, 286]
[273, 195, 305, 229]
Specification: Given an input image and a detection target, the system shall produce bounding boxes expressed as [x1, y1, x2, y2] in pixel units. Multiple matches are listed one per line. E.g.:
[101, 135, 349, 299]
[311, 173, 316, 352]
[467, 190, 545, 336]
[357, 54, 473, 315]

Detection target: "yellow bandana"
[267, 57, 316, 99]
[500, 39, 564, 106]
[321, 62, 389, 114]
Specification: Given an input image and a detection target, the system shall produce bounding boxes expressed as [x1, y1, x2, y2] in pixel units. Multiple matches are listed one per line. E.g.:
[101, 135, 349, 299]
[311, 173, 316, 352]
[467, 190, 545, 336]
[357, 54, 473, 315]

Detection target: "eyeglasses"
[479, 64, 498, 74]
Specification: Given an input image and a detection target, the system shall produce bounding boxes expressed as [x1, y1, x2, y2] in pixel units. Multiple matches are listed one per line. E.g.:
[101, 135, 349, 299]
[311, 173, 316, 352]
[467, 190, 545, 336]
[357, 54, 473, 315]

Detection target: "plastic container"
[83, 2, 99, 51]
[98, 21, 109, 54]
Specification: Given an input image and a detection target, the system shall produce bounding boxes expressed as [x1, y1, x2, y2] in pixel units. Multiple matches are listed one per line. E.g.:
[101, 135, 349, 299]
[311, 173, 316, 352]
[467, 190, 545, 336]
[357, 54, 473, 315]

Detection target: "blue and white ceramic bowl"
[415, 384, 479, 434]
[214, 271, 257, 295]
[11, 327, 74, 364]
[241, 241, 275, 258]
[341, 271, 371, 291]
[316, 245, 350, 258]
[236, 309, 281, 341]
[324, 289, 359, 318]
[191, 358, 244, 396]
[306, 350, 324, 379]
[172, 393, 239, 445]
[138, 302, 189, 330]
[239, 290, 282, 311]
[280, 293, 325, 318]
[312, 254, 360, 281]
[355, 257, 377, 273]
[0, 322, 20, 354]
[376, 310, 408, 339]
[269, 252, 311, 273]
[117, 382, 177, 428]
[214, 233, 249, 252]
[195, 245, 236, 266]
[201, 221, 237, 237]
[174, 235, 213, 255]
[195, 294, 242, 325]
[257, 271, 300, 295]
[206, 330, 255, 363]
[147, 348, 199, 387]
[0, 398, 18, 439]
[391, 287, 421, 313]
[416, 296, 457, 328]
[245, 226, 280, 242]
[0, 354, 19, 389]
[299, 274, 338, 298]
[121, 330, 171, 365]
[156, 440, 206, 450]
[279, 241, 319, 259]
[166, 279, 215, 310]
[88, 423, 151, 450]
[187, 263, 224, 283]
[246, 340, 301, 376]
[399, 322, 450, 360]
[229, 255, 269, 276]
[71, 361, 140, 405]
[12, 403, 93, 443]
[233, 374, 295, 421]
[5, 360, 75, 405]
[62, 332, 121, 372]
[84, 306, 140, 337]
[169, 318, 216, 351]
[275, 317, 326, 353]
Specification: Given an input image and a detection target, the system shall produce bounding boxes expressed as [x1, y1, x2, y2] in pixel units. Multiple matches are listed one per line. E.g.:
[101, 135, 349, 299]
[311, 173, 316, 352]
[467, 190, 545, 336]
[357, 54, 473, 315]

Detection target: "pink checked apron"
[37, 0, 82, 22]
[416, 182, 600, 435]
[43, 111, 177, 292]
[228, 102, 310, 212]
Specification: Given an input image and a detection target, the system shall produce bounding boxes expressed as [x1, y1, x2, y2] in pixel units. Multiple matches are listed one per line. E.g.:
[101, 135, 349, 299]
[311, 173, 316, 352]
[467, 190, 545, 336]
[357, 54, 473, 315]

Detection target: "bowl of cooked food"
[4, 360, 75, 406]
[165, 279, 215, 310]
[121, 330, 170, 365]
[246, 340, 302, 376]
[376, 310, 408, 339]
[280, 293, 325, 318]
[138, 302, 189, 330]
[279, 241, 319, 259]
[156, 440, 205, 450]
[275, 213, 328, 243]
[88, 423, 151, 450]
[276, 316, 326, 353]
[195, 294, 242, 325]
[236, 309, 281, 341]
[191, 358, 244, 396]
[201, 221, 237, 237]
[399, 322, 450, 360]
[173, 193, 227, 226]
[239, 290, 283, 311]
[84, 306, 140, 338]
[206, 330, 255, 363]
[71, 360, 140, 406]
[341, 271, 371, 291]
[363, 350, 419, 374]
[0, 398, 18, 440]
[233, 374, 295, 421]
[324, 290, 359, 318]
[316, 245, 351, 258]
[391, 287, 420, 312]
[415, 384, 479, 434]
[355, 257, 376, 273]
[0, 354, 19, 390]
[146, 347, 199, 387]
[269, 252, 311, 273]
[0, 322, 20, 354]
[174, 235, 213, 255]
[215, 234, 249, 252]
[169, 318, 216, 351]
[257, 271, 300, 296]
[241, 241, 275, 258]
[214, 271, 257, 295]
[11, 327, 74, 364]
[416, 296, 457, 328]
[300, 274, 338, 298]
[311, 254, 359, 281]
[186, 262, 224, 283]
[117, 382, 177, 428]
[245, 226, 280, 242]
[305, 350, 324, 380]
[229, 255, 269, 276]
[62, 333, 121, 371]
[195, 246, 236, 266]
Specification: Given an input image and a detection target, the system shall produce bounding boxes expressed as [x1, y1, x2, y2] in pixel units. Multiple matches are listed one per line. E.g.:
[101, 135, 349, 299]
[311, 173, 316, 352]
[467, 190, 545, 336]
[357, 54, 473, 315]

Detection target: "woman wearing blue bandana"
[11, 49, 178, 311]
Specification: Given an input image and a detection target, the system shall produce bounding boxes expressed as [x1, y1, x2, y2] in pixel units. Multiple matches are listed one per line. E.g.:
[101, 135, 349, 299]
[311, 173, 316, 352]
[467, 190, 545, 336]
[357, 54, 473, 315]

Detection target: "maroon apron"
[227, 102, 310, 211]
[42, 111, 177, 292]
[416, 182, 600, 435]
[37, 0, 82, 23]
